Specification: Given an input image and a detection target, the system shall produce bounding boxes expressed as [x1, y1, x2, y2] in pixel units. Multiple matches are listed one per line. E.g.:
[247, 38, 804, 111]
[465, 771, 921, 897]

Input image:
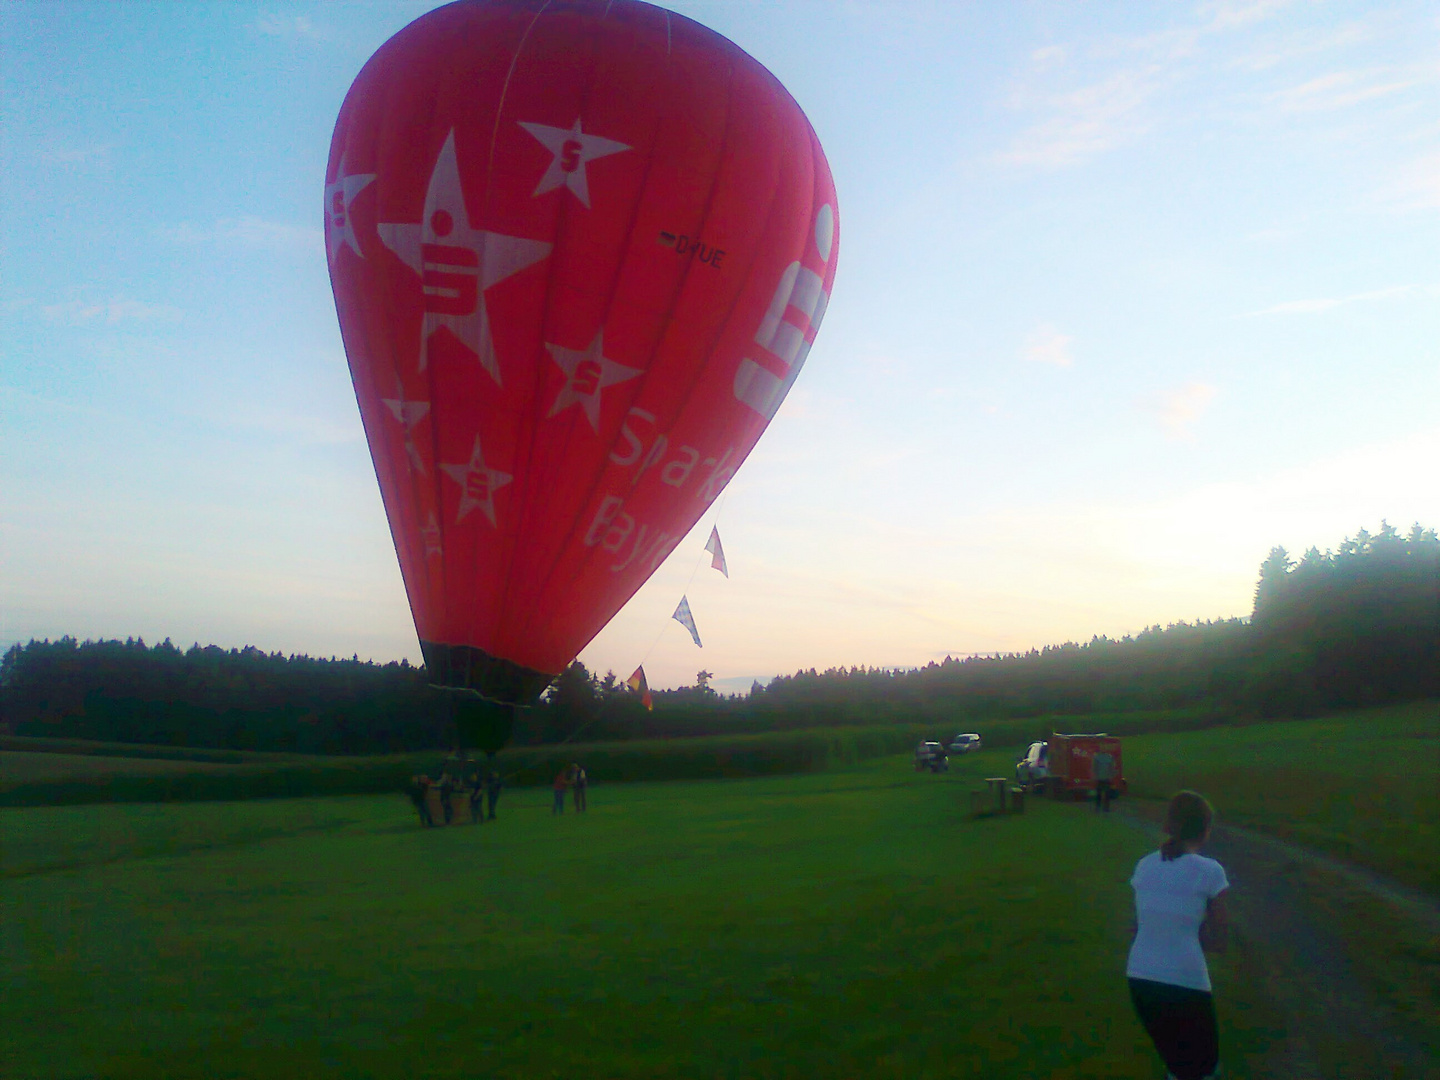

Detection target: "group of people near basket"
[405, 761, 591, 824]
[552, 763, 587, 814]
[407, 766, 502, 827]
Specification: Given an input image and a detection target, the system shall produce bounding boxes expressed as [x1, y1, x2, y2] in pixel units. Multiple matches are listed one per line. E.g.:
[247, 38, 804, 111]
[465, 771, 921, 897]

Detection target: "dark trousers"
[574, 785, 586, 812]
[1128, 978, 1218, 1080]
[487, 791, 499, 819]
[553, 789, 565, 814]
[1095, 780, 1114, 811]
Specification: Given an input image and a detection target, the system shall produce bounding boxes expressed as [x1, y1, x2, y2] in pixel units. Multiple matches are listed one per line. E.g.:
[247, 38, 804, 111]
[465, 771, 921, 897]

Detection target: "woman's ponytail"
[1161, 790, 1214, 860]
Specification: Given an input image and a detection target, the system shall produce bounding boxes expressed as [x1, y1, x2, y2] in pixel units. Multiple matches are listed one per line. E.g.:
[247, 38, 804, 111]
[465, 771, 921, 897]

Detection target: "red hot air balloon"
[326, 0, 838, 708]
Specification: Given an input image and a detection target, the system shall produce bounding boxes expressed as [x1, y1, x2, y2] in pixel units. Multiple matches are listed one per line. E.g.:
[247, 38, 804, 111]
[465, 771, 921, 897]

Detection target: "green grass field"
[6, 705, 1434, 1077]
[1121, 700, 1439, 894]
[3, 752, 1292, 1080]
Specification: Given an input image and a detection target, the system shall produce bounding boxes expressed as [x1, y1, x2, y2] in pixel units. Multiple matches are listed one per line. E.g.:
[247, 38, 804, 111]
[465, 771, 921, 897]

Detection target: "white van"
[1015, 741, 1049, 790]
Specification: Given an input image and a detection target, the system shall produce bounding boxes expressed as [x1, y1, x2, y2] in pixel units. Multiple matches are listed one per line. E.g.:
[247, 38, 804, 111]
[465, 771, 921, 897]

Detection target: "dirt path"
[1115, 801, 1438, 1079]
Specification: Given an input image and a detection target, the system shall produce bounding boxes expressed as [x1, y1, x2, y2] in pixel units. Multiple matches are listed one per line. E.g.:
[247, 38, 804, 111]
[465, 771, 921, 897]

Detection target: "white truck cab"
[1015, 741, 1049, 790]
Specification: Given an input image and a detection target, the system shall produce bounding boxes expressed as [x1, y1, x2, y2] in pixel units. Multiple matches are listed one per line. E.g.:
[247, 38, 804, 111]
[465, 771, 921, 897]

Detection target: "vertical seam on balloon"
[365, 67, 446, 647]
[509, 9, 686, 657]
[491, 0, 609, 664]
[378, 84, 436, 643]
[509, 14, 714, 652]
[485, 1, 550, 201]
[534, 43, 788, 662]
[335, 96, 435, 650]
[415, 80, 447, 648]
[463, 0, 550, 663]
[590, 75, 808, 651]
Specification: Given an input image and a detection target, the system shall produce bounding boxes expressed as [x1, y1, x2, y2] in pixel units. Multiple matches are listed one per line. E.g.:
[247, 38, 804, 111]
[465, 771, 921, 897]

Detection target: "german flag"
[626, 665, 654, 711]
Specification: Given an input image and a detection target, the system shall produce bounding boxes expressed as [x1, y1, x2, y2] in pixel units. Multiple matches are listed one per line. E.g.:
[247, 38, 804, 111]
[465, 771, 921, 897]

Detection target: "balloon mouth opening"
[420, 641, 556, 706]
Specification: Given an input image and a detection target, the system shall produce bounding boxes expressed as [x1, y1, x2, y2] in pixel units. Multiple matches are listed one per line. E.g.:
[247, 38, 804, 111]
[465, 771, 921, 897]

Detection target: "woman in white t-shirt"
[1126, 791, 1230, 1080]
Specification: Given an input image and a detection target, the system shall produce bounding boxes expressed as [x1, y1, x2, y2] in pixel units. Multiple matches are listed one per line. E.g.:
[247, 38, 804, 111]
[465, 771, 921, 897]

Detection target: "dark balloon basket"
[424, 788, 483, 826]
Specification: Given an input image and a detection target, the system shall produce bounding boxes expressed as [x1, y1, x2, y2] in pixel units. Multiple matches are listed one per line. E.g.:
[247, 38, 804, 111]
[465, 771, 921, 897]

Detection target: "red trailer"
[1043, 733, 1126, 800]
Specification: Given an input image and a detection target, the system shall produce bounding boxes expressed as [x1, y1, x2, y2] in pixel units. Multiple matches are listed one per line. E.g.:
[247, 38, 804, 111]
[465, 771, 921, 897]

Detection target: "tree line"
[3, 523, 1435, 754]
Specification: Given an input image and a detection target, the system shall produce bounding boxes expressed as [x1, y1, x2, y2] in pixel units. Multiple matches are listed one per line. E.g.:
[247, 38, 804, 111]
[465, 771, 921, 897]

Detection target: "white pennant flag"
[672, 595, 702, 647]
[704, 526, 728, 578]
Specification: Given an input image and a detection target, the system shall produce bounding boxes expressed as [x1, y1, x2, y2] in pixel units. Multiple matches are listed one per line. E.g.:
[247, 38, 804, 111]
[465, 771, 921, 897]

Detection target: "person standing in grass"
[1093, 748, 1117, 812]
[408, 775, 433, 827]
[468, 770, 485, 824]
[1126, 791, 1230, 1080]
[573, 764, 588, 812]
[438, 771, 455, 825]
[552, 767, 569, 814]
[486, 769, 503, 820]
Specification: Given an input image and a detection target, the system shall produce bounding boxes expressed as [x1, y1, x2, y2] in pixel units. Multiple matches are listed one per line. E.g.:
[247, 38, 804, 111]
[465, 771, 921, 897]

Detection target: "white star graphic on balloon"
[546, 330, 642, 432]
[439, 435, 513, 527]
[518, 119, 630, 208]
[377, 131, 551, 382]
[421, 511, 443, 558]
[323, 154, 375, 263]
[381, 392, 431, 474]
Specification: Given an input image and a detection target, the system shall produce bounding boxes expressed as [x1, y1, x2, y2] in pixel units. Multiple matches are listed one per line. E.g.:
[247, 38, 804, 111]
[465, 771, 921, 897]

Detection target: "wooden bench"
[969, 778, 1025, 817]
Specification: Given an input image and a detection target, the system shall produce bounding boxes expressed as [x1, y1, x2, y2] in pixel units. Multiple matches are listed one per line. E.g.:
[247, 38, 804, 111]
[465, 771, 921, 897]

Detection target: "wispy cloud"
[1378, 151, 1440, 212]
[994, 0, 1395, 170]
[163, 217, 324, 257]
[40, 143, 113, 166]
[1023, 323, 1074, 367]
[254, 14, 324, 42]
[1232, 21, 1372, 72]
[1246, 282, 1439, 316]
[1030, 44, 1068, 69]
[41, 298, 182, 326]
[1273, 67, 1430, 113]
[1200, 0, 1295, 33]
[1149, 381, 1217, 440]
[996, 68, 1164, 168]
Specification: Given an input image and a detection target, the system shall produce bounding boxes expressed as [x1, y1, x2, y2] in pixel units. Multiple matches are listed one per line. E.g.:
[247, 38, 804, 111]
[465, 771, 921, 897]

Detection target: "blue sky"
[3, 0, 1437, 691]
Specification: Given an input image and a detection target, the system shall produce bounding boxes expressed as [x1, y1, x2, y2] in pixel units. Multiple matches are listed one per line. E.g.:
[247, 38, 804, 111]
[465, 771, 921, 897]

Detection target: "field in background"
[3, 756, 1291, 1079]
[1, 725, 938, 806]
[0, 706, 1230, 807]
[7, 701, 1436, 895]
[1121, 700, 1439, 894]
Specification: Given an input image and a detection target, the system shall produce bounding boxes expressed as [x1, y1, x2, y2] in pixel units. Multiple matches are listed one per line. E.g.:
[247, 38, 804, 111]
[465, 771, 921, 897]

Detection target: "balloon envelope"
[326, 0, 838, 703]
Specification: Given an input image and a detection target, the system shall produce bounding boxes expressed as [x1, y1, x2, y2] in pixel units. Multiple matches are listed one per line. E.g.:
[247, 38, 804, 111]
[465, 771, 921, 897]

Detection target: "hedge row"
[0, 725, 935, 807]
[0, 735, 300, 765]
